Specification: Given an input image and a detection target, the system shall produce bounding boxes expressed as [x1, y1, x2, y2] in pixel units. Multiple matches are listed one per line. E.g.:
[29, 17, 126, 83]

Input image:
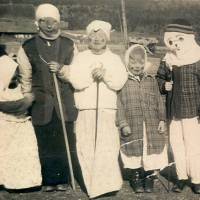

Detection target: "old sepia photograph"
[0, 0, 200, 199]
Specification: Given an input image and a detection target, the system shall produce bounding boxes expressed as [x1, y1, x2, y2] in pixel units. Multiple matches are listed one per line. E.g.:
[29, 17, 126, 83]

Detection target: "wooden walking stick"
[52, 73, 76, 190]
[39, 54, 76, 190]
[94, 80, 100, 151]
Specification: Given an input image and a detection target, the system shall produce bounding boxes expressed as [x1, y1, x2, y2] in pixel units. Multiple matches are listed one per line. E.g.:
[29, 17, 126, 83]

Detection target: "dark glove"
[0, 94, 34, 115]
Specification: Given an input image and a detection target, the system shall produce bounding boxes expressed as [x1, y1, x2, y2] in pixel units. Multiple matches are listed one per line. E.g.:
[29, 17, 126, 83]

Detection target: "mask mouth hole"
[169, 40, 173, 45]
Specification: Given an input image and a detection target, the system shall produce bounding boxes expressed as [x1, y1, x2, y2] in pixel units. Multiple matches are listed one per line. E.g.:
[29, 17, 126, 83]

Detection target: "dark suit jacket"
[23, 36, 78, 125]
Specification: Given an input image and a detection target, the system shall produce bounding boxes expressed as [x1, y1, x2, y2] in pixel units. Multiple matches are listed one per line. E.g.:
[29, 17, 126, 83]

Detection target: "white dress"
[0, 86, 42, 189]
[70, 49, 127, 198]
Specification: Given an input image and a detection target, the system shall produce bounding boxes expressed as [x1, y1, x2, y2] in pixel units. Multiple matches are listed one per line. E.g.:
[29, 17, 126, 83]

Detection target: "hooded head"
[125, 44, 151, 76]
[163, 19, 200, 66]
[86, 20, 111, 54]
[35, 4, 61, 40]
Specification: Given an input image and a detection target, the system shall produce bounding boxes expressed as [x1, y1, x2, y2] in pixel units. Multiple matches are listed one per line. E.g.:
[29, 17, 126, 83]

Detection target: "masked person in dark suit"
[17, 3, 78, 192]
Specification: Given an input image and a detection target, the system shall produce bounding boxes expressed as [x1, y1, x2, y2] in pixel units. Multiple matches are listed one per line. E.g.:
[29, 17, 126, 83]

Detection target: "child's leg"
[170, 120, 188, 192]
[182, 117, 200, 193]
[130, 168, 144, 193]
[143, 170, 155, 193]
[170, 120, 188, 180]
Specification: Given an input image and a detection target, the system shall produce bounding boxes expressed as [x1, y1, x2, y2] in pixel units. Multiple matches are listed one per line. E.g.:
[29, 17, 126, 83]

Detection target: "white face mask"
[163, 32, 200, 66]
[35, 17, 60, 40]
[164, 32, 195, 57]
[88, 29, 107, 54]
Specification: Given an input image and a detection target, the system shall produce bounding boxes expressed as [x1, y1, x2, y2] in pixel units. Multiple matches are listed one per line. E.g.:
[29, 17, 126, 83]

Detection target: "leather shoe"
[130, 171, 144, 193]
[172, 180, 187, 193]
[144, 177, 154, 193]
[56, 184, 69, 191]
[42, 186, 56, 192]
[193, 184, 200, 194]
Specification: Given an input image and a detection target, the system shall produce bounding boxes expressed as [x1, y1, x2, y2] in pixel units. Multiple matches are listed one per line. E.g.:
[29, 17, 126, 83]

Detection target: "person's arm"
[103, 56, 128, 91]
[154, 78, 166, 122]
[156, 60, 171, 95]
[17, 47, 33, 95]
[69, 54, 94, 90]
[150, 78, 167, 134]
[116, 87, 128, 129]
[0, 93, 34, 115]
[17, 46, 34, 111]
[116, 87, 132, 137]
[57, 43, 79, 82]
[196, 63, 200, 119]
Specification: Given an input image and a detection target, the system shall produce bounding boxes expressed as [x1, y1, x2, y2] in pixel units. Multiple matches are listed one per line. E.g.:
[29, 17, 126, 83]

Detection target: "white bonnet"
[86, 20, 112, 40]
[35, 4, 60, 22]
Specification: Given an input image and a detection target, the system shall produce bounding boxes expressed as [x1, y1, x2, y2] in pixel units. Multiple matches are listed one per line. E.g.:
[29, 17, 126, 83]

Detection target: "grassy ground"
[1, 178, 200, 200]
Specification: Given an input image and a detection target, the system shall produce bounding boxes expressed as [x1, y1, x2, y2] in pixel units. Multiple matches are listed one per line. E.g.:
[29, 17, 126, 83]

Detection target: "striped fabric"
[165, 19, 194, 34]
[165, 23, 194, 34]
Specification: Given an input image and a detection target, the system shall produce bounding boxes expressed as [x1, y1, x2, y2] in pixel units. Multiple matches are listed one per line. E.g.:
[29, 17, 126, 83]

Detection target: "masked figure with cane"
[69, 20, 127, 198]
[17, 4, 78, 192]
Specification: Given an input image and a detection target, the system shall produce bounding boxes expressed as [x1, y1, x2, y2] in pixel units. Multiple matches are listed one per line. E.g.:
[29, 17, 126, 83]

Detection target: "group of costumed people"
[0, 3, 200, 199]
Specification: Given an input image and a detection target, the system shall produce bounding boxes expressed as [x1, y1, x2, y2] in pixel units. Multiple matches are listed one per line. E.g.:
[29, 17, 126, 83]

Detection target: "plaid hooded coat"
[116, 45, 167, 157]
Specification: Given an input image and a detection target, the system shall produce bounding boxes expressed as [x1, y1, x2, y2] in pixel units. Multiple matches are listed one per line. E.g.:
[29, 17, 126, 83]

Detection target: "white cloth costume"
[164, 25, 200, 184]
[69, 28, 127, 197]
[0, 56, 41, 189]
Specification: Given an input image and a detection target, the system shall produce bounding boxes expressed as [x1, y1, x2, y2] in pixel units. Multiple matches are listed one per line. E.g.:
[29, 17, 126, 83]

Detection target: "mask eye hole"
[178, 37, 184, 42]
[169, 40, 173, 45]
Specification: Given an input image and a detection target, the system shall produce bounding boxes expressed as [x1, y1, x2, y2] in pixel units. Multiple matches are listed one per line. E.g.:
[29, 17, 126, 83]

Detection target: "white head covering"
[35, 3, 60, 22]
[124, 44, 152, 75]
[86, 20, 112, 40]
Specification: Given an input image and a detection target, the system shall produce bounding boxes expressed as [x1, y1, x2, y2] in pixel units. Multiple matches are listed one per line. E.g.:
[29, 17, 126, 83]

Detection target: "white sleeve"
[57, 43, 79, 82]
[103, 56, 128, 91]
[69, 54, 94, 90]
[17, 47, 32, 94]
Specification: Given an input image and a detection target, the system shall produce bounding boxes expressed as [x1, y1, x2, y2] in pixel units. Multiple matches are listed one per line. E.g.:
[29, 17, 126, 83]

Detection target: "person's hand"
[92, 67, 106, 81]
[158, 121, 166, 134]
[0, 93, 34, 115]
[48, 61, 62, 73]
[165, 81, 173, 91]
[14, 93, 34, 115]
[121, 126, 132, 137]
[23, 93, 35, 107]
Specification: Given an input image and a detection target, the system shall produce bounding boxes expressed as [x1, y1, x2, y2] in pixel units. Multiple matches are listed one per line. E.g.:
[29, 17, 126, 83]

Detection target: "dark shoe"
[56, 184, 69, 191]
[193, 184, 200, 194]
[130, 171, 144, 193]
[172, 180, 187, 193]
[144, 177, 154, 193]
[42, 186, 56, 192]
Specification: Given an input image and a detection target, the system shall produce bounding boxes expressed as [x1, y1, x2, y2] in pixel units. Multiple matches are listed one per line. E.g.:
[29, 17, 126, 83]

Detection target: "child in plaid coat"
[116, 44, 168, 193]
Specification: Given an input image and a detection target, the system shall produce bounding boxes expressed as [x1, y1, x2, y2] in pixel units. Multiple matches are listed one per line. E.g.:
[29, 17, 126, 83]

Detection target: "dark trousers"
[34, 111, 80, 186]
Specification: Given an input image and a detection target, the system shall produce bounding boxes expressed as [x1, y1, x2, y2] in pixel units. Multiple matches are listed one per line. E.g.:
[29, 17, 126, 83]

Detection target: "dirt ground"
[1, 179, 200, 200]
[0, 166, 200, 200]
